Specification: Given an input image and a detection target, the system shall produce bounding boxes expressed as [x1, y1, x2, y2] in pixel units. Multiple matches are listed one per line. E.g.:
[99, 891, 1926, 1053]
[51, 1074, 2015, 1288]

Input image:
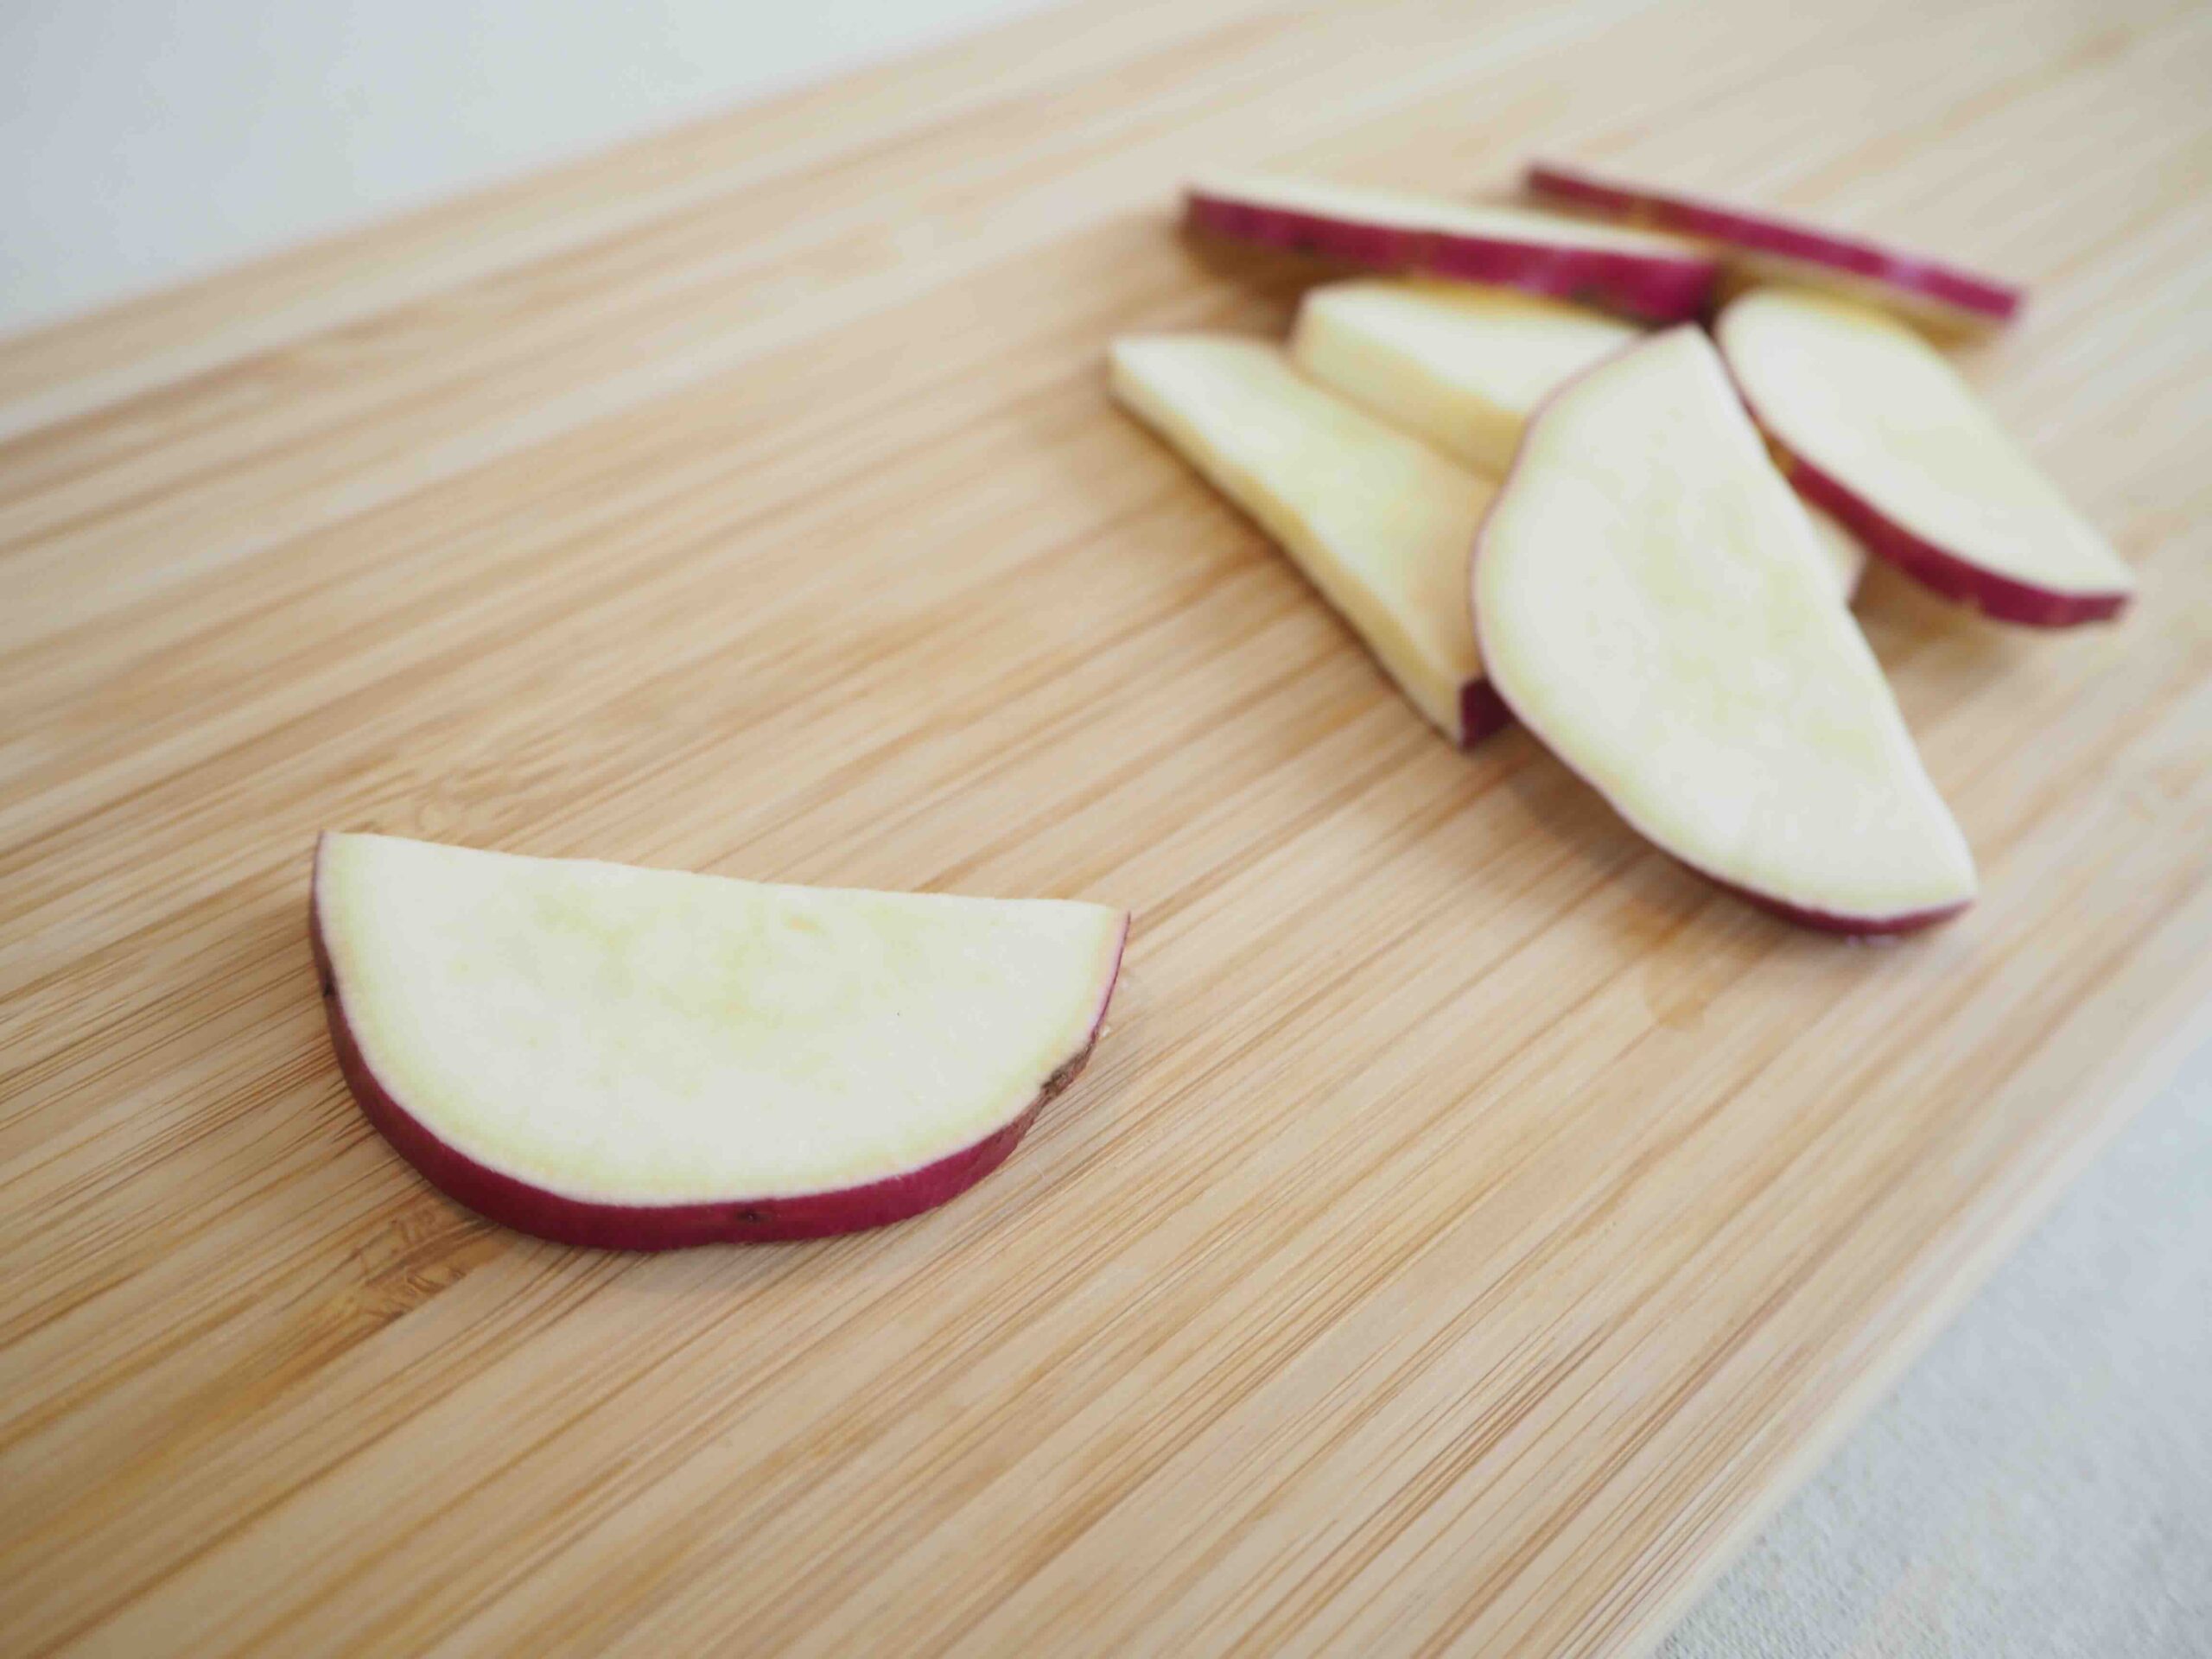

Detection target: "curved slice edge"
[1472, 666, 1971, 938]
[1524, 160, 2021, 327]
[1713, 873, 1971, 938]
[310, 849, 1128, 1249]
[1470, 333, 1974, 939]
[1763, 434, 2130, 628]
[1183, 183, 1716, 324]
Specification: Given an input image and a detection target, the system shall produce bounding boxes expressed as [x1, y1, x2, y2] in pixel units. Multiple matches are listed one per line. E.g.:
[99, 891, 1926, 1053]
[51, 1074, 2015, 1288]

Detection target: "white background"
[0, 0, 1064, 337]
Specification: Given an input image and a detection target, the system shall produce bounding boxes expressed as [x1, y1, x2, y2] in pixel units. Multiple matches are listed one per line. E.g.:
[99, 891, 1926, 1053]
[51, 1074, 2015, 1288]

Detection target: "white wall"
[0, 0, 1067, 338]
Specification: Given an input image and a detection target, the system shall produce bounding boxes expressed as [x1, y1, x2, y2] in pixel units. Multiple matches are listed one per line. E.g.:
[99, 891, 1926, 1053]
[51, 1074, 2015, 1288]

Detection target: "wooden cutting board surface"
[6, 0, 2211, 1652]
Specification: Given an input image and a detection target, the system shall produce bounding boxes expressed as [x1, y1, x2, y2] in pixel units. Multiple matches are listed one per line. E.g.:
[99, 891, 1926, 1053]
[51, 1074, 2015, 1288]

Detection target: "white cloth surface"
[1662, 1038, 2212, 1658]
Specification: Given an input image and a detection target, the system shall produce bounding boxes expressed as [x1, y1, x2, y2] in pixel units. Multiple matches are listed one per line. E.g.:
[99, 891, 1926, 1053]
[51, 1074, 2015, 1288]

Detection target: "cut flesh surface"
[1185, 173, 1716, 323]
[1110, 334, 1503, 745]
[1805, 505, 1869, 601]
[1719, 288, 2133, 626]
[1290, 278, 1641, 474]
[1281, 279, 1865, 603]
[1474, 328, 1975, 933]
[1526, 159, 2023, 329]
[313, 833, 1128, 1247]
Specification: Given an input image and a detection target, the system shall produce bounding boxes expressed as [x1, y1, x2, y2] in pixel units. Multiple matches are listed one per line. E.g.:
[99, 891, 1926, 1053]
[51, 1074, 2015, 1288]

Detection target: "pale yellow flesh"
[1475, 329, 1975, 920]
[317, 834, 1125, 1205]
[1806, 505, 1869, 600]
[1286, 279, 1864, 601]
[1291, 279, 1641, 475]
[1719, 288, 2133, 599]
[1109, 335, 1492, 742]
[1192, 172, 1707, 260]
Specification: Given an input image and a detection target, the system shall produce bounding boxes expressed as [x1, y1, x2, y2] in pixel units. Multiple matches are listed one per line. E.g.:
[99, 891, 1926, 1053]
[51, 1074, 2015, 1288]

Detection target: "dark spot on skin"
[1034, 1040, 1097, 1107]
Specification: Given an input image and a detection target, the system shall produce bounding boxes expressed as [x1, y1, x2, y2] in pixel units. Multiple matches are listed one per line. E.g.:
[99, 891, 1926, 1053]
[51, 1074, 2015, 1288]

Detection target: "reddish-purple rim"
[1468, 330, 1970, 938]
[311, 840, 1128, 1249]
[1707, 332, 2131, 628]
[1184, 187, 1717, 325]
[1525, 162, 2022, 326]
[1459, 677, 1513, 747]
[1701, 874, 1969, 937]
[1758, 433, 2128, 628]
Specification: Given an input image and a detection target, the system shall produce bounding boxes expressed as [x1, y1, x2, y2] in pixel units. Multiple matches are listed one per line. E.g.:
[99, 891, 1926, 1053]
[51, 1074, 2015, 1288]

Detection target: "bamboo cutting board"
[5, 0, 2211, 1651]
